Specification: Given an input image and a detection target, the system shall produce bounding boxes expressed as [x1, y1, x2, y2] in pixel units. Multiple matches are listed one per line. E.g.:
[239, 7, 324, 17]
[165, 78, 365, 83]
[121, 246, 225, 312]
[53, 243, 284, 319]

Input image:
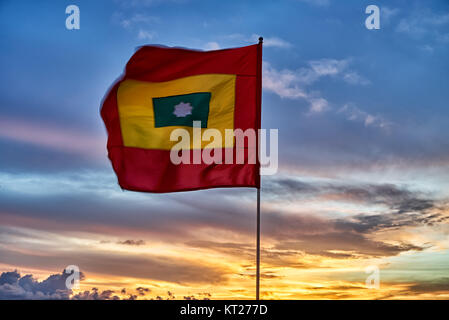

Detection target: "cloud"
[73, 287, 210, 300]
[396, 10, 449, 46]
[136, 286, 151, 295]
[223, 34, 292, 49]
[336, 211, 445, 235]
[381, 7, 400, 24]
[114, 13, 159, 29]
[338, 104, 392, 129]
[117, 239, 146, 246]
[73, 287, 193, 300]
[263, 214, 423, 258]
[250, 34, 292, 48]
[0, 235, 229, 285]
[263, 59, 369, 113]
[261, 177, 447, 258]
[375, 278, 449, 299]
[0, 269, 78, 299]
[71, 287, 120, 300]
[308, 97, 328, 113]
[0, 117, 105, 160]
[407, 278, 449, 293]
[263, 62, 308, 99]
[112, 12, 159, 41]
[308, 59, 348, 78]
[203, 41, 220, 50]
[137, 29, 156, 41]
[263, 61, 330, 113]
[262, 37, 292, 48]
[272, 233, 423, 259]
[396, 19, 426, 36]
[342, 72, 370, 86]
[0, 270, 203, 300]
[186, 240, 310, 269]
[183, 206, 427, 260]
[0, 169, 447, 280]
[402, 11, 449, 29]
[183, 293, 211, 300]
[266, 177, 437, 213]
[264, 58, 348, 88]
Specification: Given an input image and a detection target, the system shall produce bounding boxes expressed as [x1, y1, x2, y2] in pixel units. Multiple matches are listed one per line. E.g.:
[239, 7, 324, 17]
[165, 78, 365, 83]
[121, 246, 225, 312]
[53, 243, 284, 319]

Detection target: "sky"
[1, 0, 449, 299]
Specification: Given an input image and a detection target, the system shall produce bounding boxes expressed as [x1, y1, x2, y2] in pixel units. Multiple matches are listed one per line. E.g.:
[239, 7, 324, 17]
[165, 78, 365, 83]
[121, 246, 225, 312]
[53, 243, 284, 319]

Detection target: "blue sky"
[1, 0, 449, 299]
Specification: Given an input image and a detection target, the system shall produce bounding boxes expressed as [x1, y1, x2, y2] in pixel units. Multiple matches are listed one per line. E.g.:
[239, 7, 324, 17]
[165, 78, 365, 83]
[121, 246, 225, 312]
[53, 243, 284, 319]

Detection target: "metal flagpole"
[256, 187, 261, 300]
[256, 36, 263, 301]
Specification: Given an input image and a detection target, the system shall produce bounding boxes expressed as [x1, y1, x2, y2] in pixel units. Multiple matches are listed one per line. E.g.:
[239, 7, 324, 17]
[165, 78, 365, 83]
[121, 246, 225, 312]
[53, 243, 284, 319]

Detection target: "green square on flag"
[152, 92, 211, 128]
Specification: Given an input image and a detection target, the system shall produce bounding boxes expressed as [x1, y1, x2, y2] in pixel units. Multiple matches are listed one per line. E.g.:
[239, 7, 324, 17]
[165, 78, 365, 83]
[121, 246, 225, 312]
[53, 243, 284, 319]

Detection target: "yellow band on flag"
[117, 74, 236, 150]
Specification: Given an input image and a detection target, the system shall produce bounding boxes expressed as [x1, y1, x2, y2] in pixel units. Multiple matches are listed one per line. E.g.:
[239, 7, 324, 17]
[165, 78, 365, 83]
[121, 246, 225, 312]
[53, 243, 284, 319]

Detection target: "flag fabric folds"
[101, 43, 262, 193]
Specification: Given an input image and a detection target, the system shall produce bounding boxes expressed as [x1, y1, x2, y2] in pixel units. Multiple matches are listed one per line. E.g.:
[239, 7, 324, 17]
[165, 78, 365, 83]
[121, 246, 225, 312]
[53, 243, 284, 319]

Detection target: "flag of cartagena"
[101, 42, 262, 193]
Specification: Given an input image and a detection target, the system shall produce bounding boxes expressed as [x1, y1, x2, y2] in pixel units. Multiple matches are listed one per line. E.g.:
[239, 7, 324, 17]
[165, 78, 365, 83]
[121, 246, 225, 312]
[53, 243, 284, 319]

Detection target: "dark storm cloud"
[265, 178, 318, 195]
[259, 178, 445, 259]
[262, 211, 425, 258]
[266, 178, 437, 214]
[186, 205, 430, 260]
[272, 233, 423, 258]
[184, 177, 445, 259]
[335, 211, 448, 234]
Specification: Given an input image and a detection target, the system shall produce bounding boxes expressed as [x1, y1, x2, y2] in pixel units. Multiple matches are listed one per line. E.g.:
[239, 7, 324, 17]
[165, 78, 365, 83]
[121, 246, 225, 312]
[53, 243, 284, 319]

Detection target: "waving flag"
[101, 43, 262, 193]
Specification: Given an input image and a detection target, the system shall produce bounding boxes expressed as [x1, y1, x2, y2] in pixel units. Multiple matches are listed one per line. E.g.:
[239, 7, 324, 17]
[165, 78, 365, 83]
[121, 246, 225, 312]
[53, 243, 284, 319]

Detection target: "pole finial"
[258, 36, 263, 44]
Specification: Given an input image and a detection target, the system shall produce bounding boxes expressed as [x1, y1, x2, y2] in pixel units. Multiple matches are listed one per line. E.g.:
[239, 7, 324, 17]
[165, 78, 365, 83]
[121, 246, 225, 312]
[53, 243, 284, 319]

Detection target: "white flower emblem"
[173, 102, 193, 117]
